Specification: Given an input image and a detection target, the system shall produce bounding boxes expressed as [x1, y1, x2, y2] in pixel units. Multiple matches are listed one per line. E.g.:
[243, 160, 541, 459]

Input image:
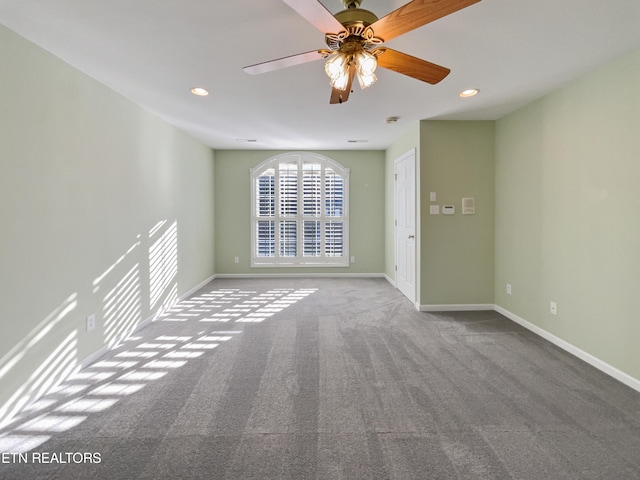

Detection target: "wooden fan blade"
[329, 65, 356, 104]
[369, 0, 481, 42]
[244, 50, 325, 75]
[282, 0, 346, 34]
[376, 48, 450, 84]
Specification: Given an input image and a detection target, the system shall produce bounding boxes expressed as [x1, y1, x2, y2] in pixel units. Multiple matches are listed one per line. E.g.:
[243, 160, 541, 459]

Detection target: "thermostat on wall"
[442, 205, 455, 215]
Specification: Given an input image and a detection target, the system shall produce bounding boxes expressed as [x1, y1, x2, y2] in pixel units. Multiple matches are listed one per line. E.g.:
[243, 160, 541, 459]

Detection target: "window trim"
[250, 152, 350, 267]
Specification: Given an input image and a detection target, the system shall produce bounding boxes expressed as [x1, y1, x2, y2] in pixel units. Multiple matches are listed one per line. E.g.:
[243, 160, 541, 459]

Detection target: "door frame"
[394, 148, 418, 307]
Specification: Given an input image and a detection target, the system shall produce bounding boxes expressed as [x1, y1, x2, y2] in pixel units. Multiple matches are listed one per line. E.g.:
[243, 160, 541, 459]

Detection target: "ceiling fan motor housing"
[334, 8, 379, 30]
[326, 7, 381, 52]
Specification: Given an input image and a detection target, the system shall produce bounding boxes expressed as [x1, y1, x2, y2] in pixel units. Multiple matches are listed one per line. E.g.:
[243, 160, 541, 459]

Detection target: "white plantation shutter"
[303, 162, 321, 218]
[256, 169, 275, 216]
[251, 153, 349, 267]
[255, 169, 275, 257]
[325, 221, 344, 257]
[279, 221, 297, 257]
[256, 221, 275, 257]
[325, 168, 344, 217]
[303, 220, 321, 257]
[278, 162, 298, 217]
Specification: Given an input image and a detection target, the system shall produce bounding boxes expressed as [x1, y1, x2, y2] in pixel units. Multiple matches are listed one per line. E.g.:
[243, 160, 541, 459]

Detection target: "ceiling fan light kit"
[244, 0, 482, 104]
[323, 43, 380, 91]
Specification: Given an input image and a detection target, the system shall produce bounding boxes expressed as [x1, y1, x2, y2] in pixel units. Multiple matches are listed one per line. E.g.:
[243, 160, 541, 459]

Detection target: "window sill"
[251, 261, 349, 268]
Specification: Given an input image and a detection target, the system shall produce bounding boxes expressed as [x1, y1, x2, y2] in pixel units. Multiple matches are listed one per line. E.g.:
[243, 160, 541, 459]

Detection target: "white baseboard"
[80, 273, 217, 370]
[178, 274, 216, 301]
[214, 273, 386, 279]
[383, 274, 396, 287]
[495, 305, 640, 394]
[420, 304, 495, 312]
[79, 344, 109, 369]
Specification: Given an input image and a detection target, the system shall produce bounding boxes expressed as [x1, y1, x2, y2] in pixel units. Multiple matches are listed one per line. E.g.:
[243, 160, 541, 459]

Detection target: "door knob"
[408, 235, 415, 239]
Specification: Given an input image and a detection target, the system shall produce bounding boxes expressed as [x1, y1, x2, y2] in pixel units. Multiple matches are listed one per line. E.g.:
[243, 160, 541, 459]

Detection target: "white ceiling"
[2, 0, 640, 150]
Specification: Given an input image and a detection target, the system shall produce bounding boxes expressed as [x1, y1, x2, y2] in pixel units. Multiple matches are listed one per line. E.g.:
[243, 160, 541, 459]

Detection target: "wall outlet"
[430, 205, 440, 215]
[86, 314, 96, 332]
[350, 256, 355, 263]
[550, 301, 558, 315]
[506, 284, 512, 295]
[430, 192, 437, 202]
[234, 256, 239, 264]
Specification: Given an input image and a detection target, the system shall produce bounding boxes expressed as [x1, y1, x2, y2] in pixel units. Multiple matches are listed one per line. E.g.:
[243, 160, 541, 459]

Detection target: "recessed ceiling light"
[459, 89, 479, 98]
[385, 116, 399, 124]
[190, 87, 209, 96]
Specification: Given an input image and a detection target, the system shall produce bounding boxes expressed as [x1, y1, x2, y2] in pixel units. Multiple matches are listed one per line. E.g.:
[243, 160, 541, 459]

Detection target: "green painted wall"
[214, 150, 385, 275]
[0, 25, 215, 426]
[419, 121, 495, 306]
[495, 48, 640, 380]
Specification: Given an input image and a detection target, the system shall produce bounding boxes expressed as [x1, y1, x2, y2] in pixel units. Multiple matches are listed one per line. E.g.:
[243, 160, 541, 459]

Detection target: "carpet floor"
[1, 277, 640, 479]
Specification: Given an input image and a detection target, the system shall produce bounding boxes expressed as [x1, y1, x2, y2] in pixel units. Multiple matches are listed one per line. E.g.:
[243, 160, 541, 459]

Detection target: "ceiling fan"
[243, 0, 481, 104]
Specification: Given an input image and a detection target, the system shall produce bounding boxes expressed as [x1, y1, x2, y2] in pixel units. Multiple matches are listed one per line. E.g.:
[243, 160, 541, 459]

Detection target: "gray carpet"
[1, 278, 640, 479]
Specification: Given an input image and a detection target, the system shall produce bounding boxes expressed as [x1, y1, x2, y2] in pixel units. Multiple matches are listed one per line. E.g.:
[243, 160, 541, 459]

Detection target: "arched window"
[250, 152, 349, 267]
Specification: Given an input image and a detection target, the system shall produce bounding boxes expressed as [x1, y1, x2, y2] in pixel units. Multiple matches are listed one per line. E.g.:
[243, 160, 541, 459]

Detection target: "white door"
[395, 149, 417, 305]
